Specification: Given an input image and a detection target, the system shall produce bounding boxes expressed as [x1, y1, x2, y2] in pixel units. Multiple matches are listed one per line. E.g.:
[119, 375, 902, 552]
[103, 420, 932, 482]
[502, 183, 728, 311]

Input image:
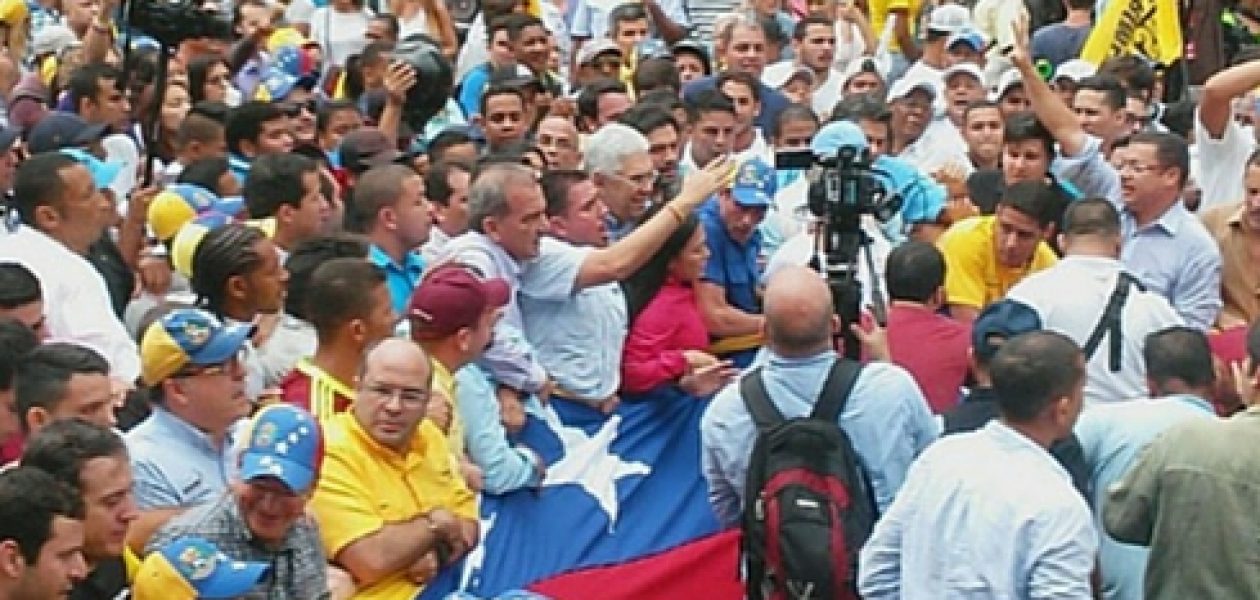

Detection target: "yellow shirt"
[430, 357, 466, 461]
[937, 216, 1058, 310]
[868, 0, 921, 53]
[310, 413, 478, 600]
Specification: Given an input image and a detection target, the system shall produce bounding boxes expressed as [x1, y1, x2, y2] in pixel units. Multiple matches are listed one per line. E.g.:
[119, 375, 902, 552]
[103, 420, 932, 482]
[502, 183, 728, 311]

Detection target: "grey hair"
[584, 123, 650, 176]
[467, 163, 537, 233]
[715, 10, 764, 48]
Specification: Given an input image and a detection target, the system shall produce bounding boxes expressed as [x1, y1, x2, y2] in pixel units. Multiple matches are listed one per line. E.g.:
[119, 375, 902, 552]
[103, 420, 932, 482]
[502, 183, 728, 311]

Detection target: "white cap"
[762, 62, 816, 90]
[944, 63, 984, 84]
[577, 38, 621, 66]
[1054, 59, 1097, 83]
[840, 57, 888, 88]
[33, 24, 78, 57]
[888, 76, 938, 102]
[991, 68, 1024, 100]
[926, 4, 972, 35]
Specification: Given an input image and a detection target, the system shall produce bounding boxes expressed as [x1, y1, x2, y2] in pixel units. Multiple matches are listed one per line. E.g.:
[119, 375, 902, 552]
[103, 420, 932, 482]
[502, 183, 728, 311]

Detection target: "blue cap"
[59, 148, 122, 190]
[946, 30, 986, 52]
[810, 121, 868, 159]
[28, 112, 110, 154]
[152, 537, 269, 599]
[140, 308, 254, 385]
[239, 404, 324, 494]
[972, 299, 1043, 362]
[729, 158, 775, 207]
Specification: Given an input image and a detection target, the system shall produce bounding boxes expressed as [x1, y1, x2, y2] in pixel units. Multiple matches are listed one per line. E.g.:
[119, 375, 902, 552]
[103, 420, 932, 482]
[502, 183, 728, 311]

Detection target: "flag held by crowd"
[1080, 0, 1183, 65]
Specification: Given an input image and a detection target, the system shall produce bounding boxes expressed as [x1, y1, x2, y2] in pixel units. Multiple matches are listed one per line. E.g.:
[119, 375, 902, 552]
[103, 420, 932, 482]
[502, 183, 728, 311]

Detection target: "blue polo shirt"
[698, 198, 762, 314]
[368, 244, 426, 314]
[125, 407, 242, 510]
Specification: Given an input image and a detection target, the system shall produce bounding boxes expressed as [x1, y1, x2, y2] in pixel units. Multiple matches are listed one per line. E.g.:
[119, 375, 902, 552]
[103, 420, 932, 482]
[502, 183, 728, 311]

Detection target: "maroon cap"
[408, 265, 511, 338]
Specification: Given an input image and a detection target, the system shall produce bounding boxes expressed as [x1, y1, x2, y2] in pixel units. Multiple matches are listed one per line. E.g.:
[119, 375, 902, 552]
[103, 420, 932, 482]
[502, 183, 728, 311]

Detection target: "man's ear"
[239, 139, 259, 158]
[0, 540, 25, 579]
[226, 273, 250, 303]
[33, 204, 60, 232]
[25, 406, 50, 434]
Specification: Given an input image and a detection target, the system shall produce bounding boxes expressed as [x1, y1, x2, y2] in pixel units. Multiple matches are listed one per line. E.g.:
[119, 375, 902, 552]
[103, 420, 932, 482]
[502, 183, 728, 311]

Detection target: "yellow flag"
[1079, 0, 1183, 65]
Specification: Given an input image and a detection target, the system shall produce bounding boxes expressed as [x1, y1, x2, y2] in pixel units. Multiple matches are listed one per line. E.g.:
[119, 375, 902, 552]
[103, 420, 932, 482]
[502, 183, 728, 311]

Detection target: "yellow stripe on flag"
[1079, 0, 1182, 66]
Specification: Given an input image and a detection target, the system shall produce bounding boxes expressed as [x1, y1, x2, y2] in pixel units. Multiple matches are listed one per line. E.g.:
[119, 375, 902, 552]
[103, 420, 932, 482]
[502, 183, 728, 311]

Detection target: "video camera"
[124, 0, 231, 47]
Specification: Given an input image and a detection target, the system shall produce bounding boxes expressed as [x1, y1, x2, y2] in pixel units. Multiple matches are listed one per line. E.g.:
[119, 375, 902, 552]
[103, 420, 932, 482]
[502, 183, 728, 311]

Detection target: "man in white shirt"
[900, 3, 971, 87]
[0, 151, 140, 385]
[859, 330, 1097, 598]
[761, 15, 841, 119]
[887, 76, 971, 176]
[1008, 199, 1182, 405]
[1195, 58, 1260, 210]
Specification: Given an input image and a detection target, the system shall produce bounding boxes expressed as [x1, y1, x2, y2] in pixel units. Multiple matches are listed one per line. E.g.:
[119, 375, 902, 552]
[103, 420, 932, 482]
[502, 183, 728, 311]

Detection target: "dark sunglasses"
[281, 99, 318, 117]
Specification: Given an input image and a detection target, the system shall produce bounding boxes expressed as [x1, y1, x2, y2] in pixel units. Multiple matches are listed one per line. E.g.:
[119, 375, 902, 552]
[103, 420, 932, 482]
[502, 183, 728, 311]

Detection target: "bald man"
[536, 117, 582, 170]
[699, 266, 938, 526]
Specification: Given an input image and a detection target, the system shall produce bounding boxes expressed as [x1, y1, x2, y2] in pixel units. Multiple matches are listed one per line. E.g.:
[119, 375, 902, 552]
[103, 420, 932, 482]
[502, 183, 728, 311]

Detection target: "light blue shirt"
[1073, 395, 1218, 600]
[859, 420, 1099, 600]
[125, 407, 242, 510]
[1119, 201, 1223, 330]
[457, 364, 542, 494]
[1053, 134, 1122, 202]
[368, 244, 425, 315]
[699, 350, 937, 526]
[520, 237, 628, 401]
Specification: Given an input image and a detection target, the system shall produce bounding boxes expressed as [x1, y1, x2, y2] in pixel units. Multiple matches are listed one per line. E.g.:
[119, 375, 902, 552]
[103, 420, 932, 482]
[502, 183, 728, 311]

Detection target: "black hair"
[577, 78, 629, 124]
[632, 57, 681, 97]
[759, 13, 788, 50]
[1075, 75, 1127, 111]
[829, 92, 890, 124]
[1062, 198, 1120, 237]
[1003, 111, 1055, 160]
[793, 15, 833, 41]
[716, 70, 763, 103]
[0, 319, 39, 393]
[15, 343, 110, 433]
[618, 102, 681, 137]
[671, 43, 712, 77]
[177, 157, 232, 195]
[11, 152, 78, 227]
[885, 241, 946, 302]
[685, 88, 737, 124]
[66, 62, 121, 113]
[1129, 131, 1190, 187]
[0, 263, 42, 309]
[621, 205, 702, 323]
[479, 84, 526, 118]
[243, 153, 318, 218]
[316, 100, 361, 134]
[186, 56, 230, 106]
[1098, 55, 1156, 101]
[962, 99, 1002, 123]
[540, 169, 590, 217]
[770, 103, 819, 139]
[0, 467, 85, 564]
[1144, 326, 1215, 391]
[990, 331, 1084, 422]
[225, 100, 288, 156]
[305, 258, 387, 341]
[190, 100, 230, 124]
[370, 14, 400, 40]
[425, 160, 475, 207]
[345, 164, 415, 233]
[428, 129, 477, 163]
[283, 234, 371, 320]
[608, 2, 648, 32]
[175, 112, 225, 150]
[21, 418, 128, 490]
[502, 13, 544, 42]
[190, 224, 266, 315]
[636, 88, 685, 114]
[998, 180, 1062, 230]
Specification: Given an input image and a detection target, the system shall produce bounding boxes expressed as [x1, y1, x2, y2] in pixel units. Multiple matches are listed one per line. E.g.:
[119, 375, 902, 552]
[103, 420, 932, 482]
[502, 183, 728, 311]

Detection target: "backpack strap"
[810, 359, 864, 422]
[1082, 272, 1143, 373]
[740, 367, 786, 432]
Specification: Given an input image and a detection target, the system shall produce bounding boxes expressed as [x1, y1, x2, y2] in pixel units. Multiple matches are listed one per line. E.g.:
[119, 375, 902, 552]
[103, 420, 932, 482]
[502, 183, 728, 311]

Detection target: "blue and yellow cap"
[729, 158, 776, 208]
[132, 537, 269, 600]
[148, 184, 244, 242]
[139, 308, 253, 385]
[239, 404, 324, 494]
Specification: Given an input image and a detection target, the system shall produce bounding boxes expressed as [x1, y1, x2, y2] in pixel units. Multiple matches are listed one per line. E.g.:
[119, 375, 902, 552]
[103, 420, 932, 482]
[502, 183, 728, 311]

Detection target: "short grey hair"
[467, 163, 537, 233]
[584, 123, 650, 176]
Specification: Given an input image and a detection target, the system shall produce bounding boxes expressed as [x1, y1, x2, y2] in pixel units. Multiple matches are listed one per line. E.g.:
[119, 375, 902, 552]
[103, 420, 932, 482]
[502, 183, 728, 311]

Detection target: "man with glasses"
[147, 403, 330, 599]
[586, 123, 657, 241]
[311, 338, 479, 600]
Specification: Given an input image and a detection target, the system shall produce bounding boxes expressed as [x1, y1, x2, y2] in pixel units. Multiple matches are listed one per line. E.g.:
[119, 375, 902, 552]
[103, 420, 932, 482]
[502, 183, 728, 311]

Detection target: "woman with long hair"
[187, 55, 233, 105]
[389, 0, 458, 58]
[620, 210, 735, 397]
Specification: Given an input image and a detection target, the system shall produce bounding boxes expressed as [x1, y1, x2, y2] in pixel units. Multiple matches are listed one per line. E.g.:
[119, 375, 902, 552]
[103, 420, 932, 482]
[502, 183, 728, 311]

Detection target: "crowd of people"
[0, 0, 1257, 597]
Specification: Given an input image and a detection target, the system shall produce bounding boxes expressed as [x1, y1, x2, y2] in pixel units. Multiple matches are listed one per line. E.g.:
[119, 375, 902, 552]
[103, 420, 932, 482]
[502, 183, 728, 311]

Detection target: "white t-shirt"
[396, 8, 430, 39]
[1194, 109, 1254, 211]
[899, 118, 972, 176]
[310, 7, 373, 67]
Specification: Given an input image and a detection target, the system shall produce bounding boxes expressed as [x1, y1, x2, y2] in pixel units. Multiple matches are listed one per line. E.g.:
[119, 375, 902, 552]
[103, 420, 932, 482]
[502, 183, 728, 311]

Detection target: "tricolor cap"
[729, 158, 776, 208]
[58, 148, 122, 191]
[132, 537, 269, 600]
[169, 211, 234, 278]
[148, 184, 244, 242]
[139, 308, 253, 385]
[266, 26, 308, 53]
[238, 404, 324, 494]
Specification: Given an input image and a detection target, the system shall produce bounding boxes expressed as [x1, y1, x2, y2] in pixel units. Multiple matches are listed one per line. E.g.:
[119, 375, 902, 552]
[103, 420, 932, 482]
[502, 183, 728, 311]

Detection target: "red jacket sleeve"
[620, 294, 691, 394]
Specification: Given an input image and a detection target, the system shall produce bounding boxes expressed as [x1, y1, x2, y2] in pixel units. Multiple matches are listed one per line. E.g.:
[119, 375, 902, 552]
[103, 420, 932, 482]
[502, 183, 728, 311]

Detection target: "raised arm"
[1008, 16, 1088, 156]
[1200, 60, 1260, 139]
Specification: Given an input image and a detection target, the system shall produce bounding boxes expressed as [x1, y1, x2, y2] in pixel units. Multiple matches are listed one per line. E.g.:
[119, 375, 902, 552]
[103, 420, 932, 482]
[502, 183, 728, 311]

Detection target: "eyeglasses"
[173, 353, 243, 379]
[362, 383, 429, 408]
[1116, 162, 1166, 175]
[614, 169, 659, 188]
[282, 99, 318, 117]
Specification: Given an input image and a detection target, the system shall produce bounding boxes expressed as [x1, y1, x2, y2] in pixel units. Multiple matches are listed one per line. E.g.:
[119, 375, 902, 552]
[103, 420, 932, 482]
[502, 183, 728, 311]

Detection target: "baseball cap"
[671, 40, 712, 73]
[811, 120, 869, 157]
[132, 537, 269, 600]
[0, 0, 27, 27]
[763, 63, 815, 90]
[1054, 59, 1097, 84]
[729, 158, 776, 208]
[992, 69, 1025, 101]
[840, 57, 887, 89]
[27, 112, 110, 154]
[148, 184, 245, 242]
[140, 307, 253, 385]
[167, 212, 274, 278]
[489, 64, 543, 91]
[238, 404, 324, 494]
[59, 148, 122, 191]
[946, 30, 986, 52]
[971, 299, 1043, 363]
[926, 4, 971, 35]
[32, 24, 78, 57]
[408, 265, 510, 339]
[339, 128, 403, 174]
[943, 62, 984, 85]
[577, 38, 622, 66]
[887, 76, 938, 103]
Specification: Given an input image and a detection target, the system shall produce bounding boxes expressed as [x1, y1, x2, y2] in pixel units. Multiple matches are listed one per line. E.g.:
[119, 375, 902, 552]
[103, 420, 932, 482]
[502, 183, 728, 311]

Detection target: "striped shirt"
[278, 359, 356, 422]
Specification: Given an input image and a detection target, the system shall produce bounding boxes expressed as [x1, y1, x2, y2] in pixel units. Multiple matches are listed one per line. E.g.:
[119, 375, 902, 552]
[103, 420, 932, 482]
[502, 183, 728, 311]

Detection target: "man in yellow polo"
[311, 338, 479, 600]
[937, 180, 1060, 321]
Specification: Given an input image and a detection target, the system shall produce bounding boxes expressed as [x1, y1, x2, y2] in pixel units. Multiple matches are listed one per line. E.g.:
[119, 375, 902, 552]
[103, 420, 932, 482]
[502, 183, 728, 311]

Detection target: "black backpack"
[740, 359, 878, 600]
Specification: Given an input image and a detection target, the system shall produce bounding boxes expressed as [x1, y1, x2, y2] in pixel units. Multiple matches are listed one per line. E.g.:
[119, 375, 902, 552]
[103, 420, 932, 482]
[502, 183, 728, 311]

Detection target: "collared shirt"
[147, 492, 330, 600]
[1194, 109, 1253, 210]
[859, 420, 1098, 599]
[1104, 407, 1260, 600]
[125, 407, 241, 510]
[439, 231, 548, 393]
[0, 225, 140, 383]
[621, 276, 710, 395]
[368, 244, 425, 315]
[937, 215, 1058, 310]
[228, 153, 252, 185]
[1119, 201, 1223, 330]
[520, 236, 627, 401]
[1007, 255, 1183, 405]
[1054, 133, 1122, 202]
[311, 412, 477, 600]
[278, 358, 356, 422]
[430, 357, 466, 460]
[698, 197, 763, 315]
[1074, 395, 1217, 600]
[456, 364, 542, 494]
[1200, 201, 1260, 327]
[899, 118, 974, 176]
[420, 227, 453, 263]
[604, 213, 638, 243]
[882, 304, 970, 414]
[701, 350, 937, 526]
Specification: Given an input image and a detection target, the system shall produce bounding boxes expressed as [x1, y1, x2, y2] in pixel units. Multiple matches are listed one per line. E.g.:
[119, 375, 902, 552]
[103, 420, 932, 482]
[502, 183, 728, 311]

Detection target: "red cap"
[407, 265, 510, 338]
